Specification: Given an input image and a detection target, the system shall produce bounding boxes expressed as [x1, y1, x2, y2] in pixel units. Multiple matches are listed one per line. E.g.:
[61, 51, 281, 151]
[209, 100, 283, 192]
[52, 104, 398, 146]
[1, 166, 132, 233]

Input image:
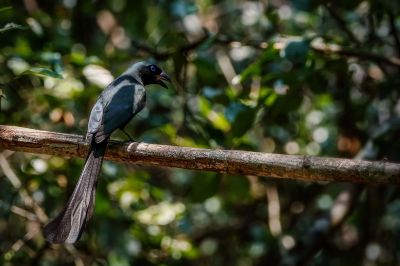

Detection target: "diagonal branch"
[0, 152, 48, 223]
[310, 43, 400, 67]
[324, 4, 361, 47]
[0, 125, 399, 184]
[388, 11, 400, 57]
[131, 30, 210, 60]
[130, 29, 400, 68]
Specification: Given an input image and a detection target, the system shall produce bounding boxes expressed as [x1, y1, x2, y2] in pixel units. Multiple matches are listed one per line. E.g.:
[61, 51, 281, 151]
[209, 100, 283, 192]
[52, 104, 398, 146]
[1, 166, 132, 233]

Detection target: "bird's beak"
[156, 72, 171, 89]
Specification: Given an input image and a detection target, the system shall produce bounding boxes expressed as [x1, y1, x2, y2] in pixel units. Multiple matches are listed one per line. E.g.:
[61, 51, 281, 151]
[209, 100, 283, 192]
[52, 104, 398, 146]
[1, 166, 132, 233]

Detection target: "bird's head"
[126, 61, 171, 89]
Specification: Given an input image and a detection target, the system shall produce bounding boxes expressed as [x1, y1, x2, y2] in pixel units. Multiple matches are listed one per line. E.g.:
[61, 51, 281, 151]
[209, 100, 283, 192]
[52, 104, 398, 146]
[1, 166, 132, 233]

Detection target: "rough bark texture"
[0, 125, 399, 184]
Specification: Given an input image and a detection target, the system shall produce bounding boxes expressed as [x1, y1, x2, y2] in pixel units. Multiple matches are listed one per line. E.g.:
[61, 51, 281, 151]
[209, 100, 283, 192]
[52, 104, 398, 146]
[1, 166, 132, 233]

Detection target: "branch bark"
[0, 125, 399, 184]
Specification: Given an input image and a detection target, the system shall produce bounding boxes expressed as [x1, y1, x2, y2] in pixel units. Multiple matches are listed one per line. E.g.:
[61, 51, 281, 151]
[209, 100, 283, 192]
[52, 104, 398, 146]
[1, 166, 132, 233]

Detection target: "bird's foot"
[120, 128, 135, 142]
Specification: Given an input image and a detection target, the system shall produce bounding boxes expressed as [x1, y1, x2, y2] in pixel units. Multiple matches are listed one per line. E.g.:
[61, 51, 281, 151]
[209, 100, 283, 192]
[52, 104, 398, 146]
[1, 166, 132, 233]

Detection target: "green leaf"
[239, 45, 279, 82]
[0, 6, 12, 13]
[263, 91, 278, 106]
[282, 40, 309, 64]
[224, 175, 250, 201]
[225, 103, 256, 137]
[0, 22, 26, 33]
[189, 172, 221, 202]
[108, 251, 130, 266]
[272, 92, 302, 113]
[194, 57, 219, 85]
[21, 67, 63, 79]
[210, 112, 231, 132]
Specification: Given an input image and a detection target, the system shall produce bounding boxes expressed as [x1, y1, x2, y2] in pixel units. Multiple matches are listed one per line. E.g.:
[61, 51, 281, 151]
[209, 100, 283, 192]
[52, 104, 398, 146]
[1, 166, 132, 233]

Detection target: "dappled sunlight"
[82, 64, 114, 88]
[1, 0, 399, 265]
[136, 202, 185, 226]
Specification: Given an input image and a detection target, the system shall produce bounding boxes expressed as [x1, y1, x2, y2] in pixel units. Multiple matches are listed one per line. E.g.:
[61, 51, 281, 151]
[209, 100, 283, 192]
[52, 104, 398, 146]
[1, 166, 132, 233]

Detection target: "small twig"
[130, 39, 168, 60]
[131, 29, 400, 69]
[367, 11, 377, 44]
[284, 117, 398, 266]
[0, 153, 22, 188]
[65, 245, 85, 266]
[388, 11, 400, 57]
[324, 4, 361, 46]
[131, 30, 210, 60]
[10, 225, 40, 253]
[265, 184, 282, 236]
[310, 43, 400, 68]
[11, 206, 39, 221]
[0, 152, 48, 223]
[289, 184, 362, 266]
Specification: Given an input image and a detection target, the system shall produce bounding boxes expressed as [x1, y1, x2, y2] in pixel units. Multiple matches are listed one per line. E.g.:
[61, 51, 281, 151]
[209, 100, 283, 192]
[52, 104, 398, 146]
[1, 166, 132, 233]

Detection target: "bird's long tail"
[43, 139, 108, 244]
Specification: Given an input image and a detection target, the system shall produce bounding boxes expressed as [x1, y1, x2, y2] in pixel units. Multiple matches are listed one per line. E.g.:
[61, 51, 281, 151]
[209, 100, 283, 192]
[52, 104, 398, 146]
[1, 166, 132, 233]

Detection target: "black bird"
[43, 62, 170, 244]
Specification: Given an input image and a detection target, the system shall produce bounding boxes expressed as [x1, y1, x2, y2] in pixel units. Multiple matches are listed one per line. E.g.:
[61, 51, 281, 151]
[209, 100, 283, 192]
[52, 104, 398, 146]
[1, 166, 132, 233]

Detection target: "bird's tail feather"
[43, 140, 107, 244]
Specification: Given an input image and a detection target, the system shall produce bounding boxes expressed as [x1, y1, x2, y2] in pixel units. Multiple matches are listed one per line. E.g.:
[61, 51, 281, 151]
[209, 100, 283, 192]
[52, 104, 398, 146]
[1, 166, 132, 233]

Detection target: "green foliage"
[21, 67, 63, 79]
[0, 22, 25, 32]
[0, 1, 400, 265]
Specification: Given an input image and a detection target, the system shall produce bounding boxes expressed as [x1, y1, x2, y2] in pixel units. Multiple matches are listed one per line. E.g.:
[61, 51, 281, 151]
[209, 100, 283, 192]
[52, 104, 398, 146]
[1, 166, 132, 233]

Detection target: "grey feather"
[43, 141, 106, 244]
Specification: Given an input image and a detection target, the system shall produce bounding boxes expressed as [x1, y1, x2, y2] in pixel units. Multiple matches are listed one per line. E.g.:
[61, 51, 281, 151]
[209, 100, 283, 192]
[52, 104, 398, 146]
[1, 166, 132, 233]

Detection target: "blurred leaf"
[225, 102, 256, 137]
[240, 45, 279, 82]
[70, 51, 86, 65]
[198, 96, 211, 115]
[209, 111, 230, 132]
[202, 86, 228, 103]
[172, 52, 186, 80]
[199, 34, 218, 50]
[282, 40, 309, 64]
[95, 190, 114, 216]
[271, 91, 303, 114]
[0, 6, 12, 13]
[21, 67, 63, 79]
[189, 173, 221, 202]
[108, 251, 130, 266]
[194, 57, 219, 85]
[0, 22, 26, 32]
[223, 175, 250, 201]
[240, 61, 261, 82]
[262, 90, 278, 106]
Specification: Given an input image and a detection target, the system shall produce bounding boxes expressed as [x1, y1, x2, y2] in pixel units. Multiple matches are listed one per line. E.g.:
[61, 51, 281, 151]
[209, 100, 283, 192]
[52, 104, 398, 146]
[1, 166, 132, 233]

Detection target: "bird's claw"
[120, 129, 135, 142]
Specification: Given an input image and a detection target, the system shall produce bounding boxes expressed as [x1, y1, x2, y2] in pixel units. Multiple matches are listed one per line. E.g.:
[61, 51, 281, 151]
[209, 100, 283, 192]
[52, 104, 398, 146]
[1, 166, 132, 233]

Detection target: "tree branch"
[0, 125, 399, 184]
[324, 4, 361, 47]
[287, 184, 362, 266]
[130, 29, 400, 68]
[215, 34, 400, 68]
[131, 30, 210, 60]
[310, 43, 400, 67]
[388, 11, 400, 57]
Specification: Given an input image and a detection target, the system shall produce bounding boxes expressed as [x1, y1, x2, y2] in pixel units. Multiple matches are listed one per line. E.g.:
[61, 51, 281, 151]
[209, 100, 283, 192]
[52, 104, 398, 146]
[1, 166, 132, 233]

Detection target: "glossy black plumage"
[43, 62, 170, 244]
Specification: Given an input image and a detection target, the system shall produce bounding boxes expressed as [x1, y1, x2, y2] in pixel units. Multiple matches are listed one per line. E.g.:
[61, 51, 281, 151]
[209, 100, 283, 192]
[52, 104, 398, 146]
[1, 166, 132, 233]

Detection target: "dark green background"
[1, 0, 400, 265]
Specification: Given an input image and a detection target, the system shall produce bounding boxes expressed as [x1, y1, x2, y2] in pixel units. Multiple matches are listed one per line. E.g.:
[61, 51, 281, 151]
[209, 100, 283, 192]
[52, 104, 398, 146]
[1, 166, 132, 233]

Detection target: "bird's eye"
[149, 65, 157, 73]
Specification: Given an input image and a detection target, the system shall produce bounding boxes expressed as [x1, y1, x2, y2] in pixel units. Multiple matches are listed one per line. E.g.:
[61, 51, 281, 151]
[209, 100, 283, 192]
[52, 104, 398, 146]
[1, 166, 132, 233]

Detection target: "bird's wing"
[87, 75, 135, 135]
[92, 83, 146, 143]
